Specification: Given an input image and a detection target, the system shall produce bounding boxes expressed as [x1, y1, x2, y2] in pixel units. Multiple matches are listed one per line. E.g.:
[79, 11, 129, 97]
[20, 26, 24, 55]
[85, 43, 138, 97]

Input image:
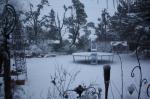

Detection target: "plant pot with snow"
[11, 79, 15, 84]
[15, 80, 25, 85]
[11, 79, 17, 89]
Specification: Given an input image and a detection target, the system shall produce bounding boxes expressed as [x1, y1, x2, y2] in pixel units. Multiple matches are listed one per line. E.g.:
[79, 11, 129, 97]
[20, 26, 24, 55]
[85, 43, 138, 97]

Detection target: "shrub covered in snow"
[25, 45, 43, 57]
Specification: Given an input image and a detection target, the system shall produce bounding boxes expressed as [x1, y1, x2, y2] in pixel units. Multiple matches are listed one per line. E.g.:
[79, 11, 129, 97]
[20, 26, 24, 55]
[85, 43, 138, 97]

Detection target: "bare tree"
[54, 5, 68, 46]
[23, 0, 49, 44]
[43, 5, 68, 47]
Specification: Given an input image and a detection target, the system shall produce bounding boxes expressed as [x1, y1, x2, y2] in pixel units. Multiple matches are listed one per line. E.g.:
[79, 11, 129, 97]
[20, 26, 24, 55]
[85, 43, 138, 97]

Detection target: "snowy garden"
[22, 54, 150, 99]
[0, 0, 150, 99]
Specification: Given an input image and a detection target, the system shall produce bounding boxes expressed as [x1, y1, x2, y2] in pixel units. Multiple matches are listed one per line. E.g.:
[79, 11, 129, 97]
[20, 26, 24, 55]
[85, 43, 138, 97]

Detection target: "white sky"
[11, 0, 117, 24]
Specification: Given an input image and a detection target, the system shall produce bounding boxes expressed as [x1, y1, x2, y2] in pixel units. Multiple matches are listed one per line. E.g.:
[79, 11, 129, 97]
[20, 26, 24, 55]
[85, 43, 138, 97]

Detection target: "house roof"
[110, 41, 128, 46]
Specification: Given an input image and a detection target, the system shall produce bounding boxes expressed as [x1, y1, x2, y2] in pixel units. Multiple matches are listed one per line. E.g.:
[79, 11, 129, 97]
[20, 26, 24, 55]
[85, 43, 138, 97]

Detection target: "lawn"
[23, 53, 150, 99]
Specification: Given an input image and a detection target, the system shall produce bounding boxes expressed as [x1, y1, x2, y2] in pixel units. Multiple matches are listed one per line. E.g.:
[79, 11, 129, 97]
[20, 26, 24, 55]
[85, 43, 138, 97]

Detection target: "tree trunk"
[71, 25, 80, 47]
[34, 20, 38, 44]
[3, 35, 12, 99]
[58, 30, 63, 47]
[4, 57, 12, 99]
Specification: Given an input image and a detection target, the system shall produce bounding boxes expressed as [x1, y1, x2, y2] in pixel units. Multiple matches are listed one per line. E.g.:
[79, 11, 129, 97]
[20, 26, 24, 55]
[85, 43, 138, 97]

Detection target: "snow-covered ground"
[24, 53, 150, 99]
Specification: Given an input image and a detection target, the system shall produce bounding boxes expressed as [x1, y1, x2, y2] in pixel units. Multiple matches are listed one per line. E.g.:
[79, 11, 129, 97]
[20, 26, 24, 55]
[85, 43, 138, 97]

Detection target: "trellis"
[0, 2, 27, 98]
[11, 16, 27, 81]
[0, 2, 17, 99]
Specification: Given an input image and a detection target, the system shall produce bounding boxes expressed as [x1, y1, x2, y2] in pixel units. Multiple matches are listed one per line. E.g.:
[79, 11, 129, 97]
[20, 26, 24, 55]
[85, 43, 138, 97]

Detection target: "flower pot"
[15, 80, 25, 85]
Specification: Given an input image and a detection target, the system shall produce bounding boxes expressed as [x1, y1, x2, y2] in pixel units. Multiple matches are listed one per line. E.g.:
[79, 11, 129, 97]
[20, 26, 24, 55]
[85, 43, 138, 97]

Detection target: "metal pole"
[103, 65, 111, 99]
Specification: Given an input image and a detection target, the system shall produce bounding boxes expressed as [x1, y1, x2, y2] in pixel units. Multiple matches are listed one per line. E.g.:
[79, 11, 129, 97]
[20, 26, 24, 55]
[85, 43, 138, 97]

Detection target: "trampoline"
[72, 52, 114, 64]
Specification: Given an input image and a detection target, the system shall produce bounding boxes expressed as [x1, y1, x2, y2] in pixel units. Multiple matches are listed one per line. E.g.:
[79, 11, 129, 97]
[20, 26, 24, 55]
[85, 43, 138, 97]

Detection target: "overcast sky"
[10, 0, 117, 24]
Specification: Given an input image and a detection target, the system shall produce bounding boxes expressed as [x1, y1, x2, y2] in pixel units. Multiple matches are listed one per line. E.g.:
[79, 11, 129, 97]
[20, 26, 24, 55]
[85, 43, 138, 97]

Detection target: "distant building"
[110, 41, 128, 53]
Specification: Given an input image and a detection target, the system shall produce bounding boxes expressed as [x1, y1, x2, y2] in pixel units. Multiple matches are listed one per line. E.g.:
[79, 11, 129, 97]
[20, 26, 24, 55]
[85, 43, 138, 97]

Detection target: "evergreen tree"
[109, 0, 150, 41]
[47, 9, 58, 40]
[109, 0, 150, 51]
[64, 0, 87, 47]
[96, 9, 111, 41]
